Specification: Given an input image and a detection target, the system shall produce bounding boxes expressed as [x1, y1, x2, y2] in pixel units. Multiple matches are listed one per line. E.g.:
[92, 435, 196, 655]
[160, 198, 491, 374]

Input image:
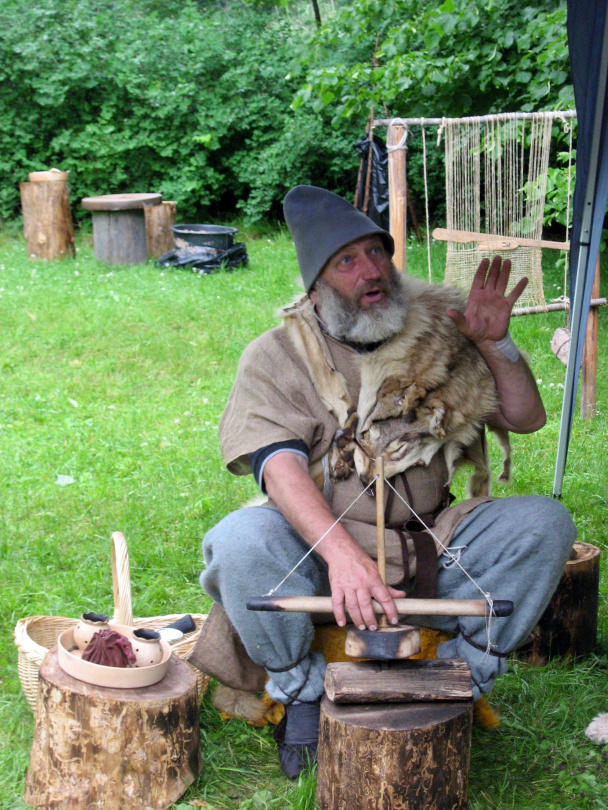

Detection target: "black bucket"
[171, 224, 239, 251]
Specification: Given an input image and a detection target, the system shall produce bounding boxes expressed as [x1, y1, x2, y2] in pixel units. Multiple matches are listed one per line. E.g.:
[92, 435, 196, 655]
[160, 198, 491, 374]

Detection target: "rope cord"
[386, 118, 409, 152]
[263, 467, 497, 657]
[383, 477, 496, 656]
[264, 476, 378, 596]
[383, 479, 487, 600]
[443, 112, 555, 312]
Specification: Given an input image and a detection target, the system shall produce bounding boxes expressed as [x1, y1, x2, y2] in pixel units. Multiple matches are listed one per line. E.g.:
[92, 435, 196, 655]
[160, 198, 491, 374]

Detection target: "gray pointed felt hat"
[283, 185, 394, 294]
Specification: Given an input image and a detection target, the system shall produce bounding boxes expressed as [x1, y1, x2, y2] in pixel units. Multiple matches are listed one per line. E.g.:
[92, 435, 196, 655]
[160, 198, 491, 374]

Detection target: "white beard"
[314, 267, 409, 345]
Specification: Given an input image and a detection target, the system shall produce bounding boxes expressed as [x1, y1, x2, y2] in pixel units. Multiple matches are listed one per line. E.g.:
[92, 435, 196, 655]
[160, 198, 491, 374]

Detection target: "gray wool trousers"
[201, 496, 576, 703]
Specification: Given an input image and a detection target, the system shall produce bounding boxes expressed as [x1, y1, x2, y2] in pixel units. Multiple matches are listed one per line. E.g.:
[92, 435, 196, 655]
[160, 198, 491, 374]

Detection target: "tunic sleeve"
[218, 326, 332, 475]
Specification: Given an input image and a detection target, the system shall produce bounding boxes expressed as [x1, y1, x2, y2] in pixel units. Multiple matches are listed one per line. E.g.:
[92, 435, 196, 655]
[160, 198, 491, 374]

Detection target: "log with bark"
[516, 540, 600, 665]
[20, 173, 75, 260]
[24, 646, 201, 810]
[316, 695, 472, 810]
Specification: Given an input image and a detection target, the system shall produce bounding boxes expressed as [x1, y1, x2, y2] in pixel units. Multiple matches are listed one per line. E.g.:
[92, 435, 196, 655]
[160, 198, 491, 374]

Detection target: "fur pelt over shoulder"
[281, 276, 510, 497]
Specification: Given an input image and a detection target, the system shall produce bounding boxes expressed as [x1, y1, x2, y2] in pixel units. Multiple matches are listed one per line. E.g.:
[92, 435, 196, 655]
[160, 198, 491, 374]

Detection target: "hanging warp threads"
[443, 112, 554, 312]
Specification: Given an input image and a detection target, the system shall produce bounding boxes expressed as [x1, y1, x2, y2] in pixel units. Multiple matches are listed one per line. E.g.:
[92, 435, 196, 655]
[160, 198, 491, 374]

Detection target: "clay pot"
[73, 612, 110, 651]
[131, 628, 163, 667]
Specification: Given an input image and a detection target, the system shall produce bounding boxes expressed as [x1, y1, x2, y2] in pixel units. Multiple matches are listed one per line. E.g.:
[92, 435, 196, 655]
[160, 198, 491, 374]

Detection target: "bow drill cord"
[383, 477, 497, 656]
[264, 476, 378, 597]
[264, 470, 498, 657]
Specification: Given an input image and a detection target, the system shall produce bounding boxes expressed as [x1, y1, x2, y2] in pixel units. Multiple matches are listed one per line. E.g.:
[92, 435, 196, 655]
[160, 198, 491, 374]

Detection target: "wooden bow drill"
[247, 457, 513, 660]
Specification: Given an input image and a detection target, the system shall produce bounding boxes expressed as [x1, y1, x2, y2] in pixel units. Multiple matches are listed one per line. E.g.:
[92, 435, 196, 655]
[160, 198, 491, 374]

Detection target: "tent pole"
[553, 2, 608, 497]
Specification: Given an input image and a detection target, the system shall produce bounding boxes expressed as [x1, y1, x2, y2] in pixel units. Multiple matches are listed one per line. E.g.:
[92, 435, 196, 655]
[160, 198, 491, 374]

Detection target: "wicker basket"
[15, 531, 209, 712]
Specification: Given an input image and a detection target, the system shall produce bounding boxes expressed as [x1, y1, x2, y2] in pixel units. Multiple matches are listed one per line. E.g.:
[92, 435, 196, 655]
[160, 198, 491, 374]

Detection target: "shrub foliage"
[0, 0, 360, 225]
[0, 0, 573, 227]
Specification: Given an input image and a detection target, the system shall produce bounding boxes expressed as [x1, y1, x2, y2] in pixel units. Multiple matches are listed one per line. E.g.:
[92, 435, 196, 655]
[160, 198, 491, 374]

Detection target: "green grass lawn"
[1, 228, 607, 809]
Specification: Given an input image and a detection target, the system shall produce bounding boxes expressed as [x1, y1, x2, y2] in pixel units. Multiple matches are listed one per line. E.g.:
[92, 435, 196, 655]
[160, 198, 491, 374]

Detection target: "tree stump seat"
[316, 659, 473, 809]
[24, 645, 201, 810]
[81, 192, 162, 264]
[515, 540, 601, 665]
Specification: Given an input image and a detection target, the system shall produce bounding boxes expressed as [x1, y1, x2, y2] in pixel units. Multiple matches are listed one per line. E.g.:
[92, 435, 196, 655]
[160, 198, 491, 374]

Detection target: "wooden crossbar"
[432, 227, 569, 252]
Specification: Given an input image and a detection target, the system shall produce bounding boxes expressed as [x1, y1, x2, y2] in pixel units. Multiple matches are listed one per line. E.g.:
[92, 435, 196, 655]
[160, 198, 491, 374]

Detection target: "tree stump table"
[317, 659, 473, 810]
[24, 646, 201, 810]
[81, 193, 162, 264]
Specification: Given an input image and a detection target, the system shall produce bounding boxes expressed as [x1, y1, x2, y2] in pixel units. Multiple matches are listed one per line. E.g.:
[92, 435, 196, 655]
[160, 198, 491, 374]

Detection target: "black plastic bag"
[353, 134, 390, 231]
[156, 242, 249, 274]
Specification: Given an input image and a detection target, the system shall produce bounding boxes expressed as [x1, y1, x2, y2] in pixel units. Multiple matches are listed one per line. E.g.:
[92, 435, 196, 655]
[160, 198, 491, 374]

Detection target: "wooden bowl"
[58, 623, 171, 688]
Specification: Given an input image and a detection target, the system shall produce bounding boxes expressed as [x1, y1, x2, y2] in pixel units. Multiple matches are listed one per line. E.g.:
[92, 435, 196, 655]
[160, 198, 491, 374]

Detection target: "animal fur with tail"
[353, 277, 510, 494]
[282, 276, 511, 497]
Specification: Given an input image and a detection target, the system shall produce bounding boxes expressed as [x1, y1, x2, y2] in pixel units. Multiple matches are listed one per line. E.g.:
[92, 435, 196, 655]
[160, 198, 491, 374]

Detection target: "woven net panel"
[443, 113, 553, 311]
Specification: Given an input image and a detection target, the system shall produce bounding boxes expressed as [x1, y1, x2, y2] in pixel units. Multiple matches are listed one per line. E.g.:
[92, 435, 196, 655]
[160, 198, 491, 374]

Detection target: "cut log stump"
[316, 695, 473, 810]
[20, 173, 75, 260]
[516, 540, 601, 666]
[145, 200, 177, 258]
[24, 646, 201, 810]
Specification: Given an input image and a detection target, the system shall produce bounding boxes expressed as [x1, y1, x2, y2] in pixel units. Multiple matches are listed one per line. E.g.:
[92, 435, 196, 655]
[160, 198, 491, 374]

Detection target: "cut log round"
[145, 200, 177, 258]
[20, 179, 75, 260]
[24, 646, 201, 810]
[516, 540, 600, 665]
[316, 695, 472, 810]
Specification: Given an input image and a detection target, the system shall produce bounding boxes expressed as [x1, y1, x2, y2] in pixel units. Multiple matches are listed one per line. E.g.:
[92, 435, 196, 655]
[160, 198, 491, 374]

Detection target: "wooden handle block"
[345, 624, 421, 660]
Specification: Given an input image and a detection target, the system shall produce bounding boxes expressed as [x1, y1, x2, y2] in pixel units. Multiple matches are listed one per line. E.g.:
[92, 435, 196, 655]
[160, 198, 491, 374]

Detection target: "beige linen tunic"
[191, 300, 491, 689]
[219, 298, 489, 584]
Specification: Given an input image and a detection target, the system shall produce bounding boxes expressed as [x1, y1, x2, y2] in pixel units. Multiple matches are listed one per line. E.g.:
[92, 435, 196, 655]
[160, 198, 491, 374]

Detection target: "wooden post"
[316, 696, 472, 809]
[25, 647, 201, 810]
[145, 200, 177, 258]
[20, 171, 75, 260]
[387, 123, 407, 273]
[376, 456, 386, 601]
[581, 256, 601, 418]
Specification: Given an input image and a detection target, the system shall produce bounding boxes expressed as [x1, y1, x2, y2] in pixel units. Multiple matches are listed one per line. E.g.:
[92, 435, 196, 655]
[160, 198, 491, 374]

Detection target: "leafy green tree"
[292, 0, 573, 121]
[0, 0, 359, 224]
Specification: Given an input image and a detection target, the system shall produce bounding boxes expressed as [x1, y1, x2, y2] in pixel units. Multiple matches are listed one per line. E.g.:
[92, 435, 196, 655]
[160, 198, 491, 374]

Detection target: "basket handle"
[111, 531, 133, 626]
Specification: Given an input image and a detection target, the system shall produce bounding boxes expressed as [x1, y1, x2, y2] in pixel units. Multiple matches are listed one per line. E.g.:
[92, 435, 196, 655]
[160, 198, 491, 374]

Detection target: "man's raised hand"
[446, 256, 527, 345]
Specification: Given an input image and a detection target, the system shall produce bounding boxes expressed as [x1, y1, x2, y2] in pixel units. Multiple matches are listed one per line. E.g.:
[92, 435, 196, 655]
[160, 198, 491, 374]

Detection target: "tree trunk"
[516, 541, 600, 666]
[24, 646, 201, 810]
[20, 179, 75, 260]
[145, 200, 177, 258]
[316, 696, 472, 810]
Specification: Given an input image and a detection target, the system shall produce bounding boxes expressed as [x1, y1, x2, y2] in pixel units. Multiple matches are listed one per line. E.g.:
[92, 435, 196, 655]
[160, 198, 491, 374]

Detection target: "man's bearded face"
[314, 266, 408, 345]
